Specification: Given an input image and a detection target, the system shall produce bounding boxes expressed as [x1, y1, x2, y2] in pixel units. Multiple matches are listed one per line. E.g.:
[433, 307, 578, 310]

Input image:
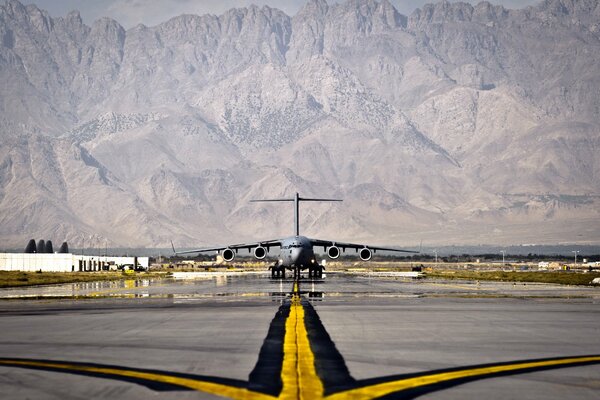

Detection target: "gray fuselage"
[279, 236, 317, 270]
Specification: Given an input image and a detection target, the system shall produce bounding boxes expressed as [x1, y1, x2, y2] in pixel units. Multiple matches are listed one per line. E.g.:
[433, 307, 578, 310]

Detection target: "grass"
[0, 271, 166, 288]
[427, 270, 600, 286]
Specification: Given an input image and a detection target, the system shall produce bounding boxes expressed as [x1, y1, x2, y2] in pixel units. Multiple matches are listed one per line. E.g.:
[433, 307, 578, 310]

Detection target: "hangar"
[0, 253, 149, 272]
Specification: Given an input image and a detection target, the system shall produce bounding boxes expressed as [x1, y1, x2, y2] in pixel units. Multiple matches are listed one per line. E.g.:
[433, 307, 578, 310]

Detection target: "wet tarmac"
[0, 273, 599, 399]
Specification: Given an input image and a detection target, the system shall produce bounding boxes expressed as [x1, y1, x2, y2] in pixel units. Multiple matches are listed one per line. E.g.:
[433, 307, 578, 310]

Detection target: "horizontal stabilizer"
[250, 192, 342, 236]
[250, 197, 342, 202]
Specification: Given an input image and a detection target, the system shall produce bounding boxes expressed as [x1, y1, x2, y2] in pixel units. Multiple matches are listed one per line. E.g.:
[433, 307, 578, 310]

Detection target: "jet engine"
[222, 248, 235, 262]
[253, 245, 267, 260]
[327, 245, 340, 259]
[359, 247, 372, 261]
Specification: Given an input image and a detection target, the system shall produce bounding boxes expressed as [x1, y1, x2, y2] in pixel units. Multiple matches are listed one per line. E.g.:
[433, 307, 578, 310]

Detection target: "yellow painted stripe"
[326, 355, 600, 400]
[279, 289, 324, 399]
[280, 296, 300, 398]
[0, 359, 275, 400]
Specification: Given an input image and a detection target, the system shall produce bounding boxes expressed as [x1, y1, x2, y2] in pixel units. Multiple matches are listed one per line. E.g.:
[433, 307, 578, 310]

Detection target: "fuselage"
[279, 235, 317, 270]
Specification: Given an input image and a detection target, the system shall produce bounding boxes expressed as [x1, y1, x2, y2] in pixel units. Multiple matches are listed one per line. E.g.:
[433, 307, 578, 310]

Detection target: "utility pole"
[572, 250, 579, 265]
[501, 250, 505, 266]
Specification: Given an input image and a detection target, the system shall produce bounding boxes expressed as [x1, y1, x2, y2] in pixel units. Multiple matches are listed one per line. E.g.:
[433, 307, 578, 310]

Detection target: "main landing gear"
[308, 265, 324, 279]
[270, 264, 323, 279]
[270, 264, 286, 279]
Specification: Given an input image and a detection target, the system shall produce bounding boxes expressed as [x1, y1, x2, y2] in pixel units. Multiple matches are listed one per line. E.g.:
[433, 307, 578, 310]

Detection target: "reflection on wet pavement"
[0, 272, 598, 300]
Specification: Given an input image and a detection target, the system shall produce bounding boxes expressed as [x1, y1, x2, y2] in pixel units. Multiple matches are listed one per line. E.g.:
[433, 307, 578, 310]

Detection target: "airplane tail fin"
[250, 192, 342, 236]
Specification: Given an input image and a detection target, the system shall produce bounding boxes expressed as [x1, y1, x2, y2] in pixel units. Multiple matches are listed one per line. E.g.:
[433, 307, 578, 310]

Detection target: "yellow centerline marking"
[325, 355, 600, 400]
[3, 355, 599, 400]
[2, 279, 599, 400]
[280, 297, 299, 398]
[0, 359, 274, 400]
[279, 281, 324, 399]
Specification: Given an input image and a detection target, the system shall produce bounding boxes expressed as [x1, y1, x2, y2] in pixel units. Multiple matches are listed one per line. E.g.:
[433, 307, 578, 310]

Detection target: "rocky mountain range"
[0, 0, 599, 249]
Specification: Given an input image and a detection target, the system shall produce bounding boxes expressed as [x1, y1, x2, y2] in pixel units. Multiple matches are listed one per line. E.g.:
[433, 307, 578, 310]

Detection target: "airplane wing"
[309, 239, 419, 254]
[171, 239, 283, 255]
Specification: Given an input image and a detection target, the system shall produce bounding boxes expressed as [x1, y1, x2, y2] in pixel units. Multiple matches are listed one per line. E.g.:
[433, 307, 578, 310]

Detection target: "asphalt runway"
[0, 273, 599, 399]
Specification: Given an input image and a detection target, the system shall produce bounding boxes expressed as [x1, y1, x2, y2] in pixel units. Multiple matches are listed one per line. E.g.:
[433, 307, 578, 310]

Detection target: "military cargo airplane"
[172, 193, 417, 278]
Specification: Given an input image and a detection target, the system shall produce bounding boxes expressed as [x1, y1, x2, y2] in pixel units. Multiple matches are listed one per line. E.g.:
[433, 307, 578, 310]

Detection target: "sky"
[26, 0, 541, 29]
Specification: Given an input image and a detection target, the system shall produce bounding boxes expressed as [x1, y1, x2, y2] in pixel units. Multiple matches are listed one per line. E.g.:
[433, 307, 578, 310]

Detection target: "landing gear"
[270, 265, 286, 279]
[270, 265, 323, 279]
[308, 265, 324, 279]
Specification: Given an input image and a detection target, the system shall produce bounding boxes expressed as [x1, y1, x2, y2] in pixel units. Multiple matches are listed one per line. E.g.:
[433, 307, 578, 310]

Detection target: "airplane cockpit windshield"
[283, 243, 304, 249]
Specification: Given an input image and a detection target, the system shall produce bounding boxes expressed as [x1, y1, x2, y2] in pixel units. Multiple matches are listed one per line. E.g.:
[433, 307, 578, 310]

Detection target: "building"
[0, 253, 149, 272]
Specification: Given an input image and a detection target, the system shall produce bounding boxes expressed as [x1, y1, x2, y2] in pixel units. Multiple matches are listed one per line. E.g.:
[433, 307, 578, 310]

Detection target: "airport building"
[0, 253, 149, 272]
[0, 239, 149, 272]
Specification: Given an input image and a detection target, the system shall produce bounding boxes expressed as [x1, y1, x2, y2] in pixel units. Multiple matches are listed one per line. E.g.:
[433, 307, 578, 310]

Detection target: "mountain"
[0, 0, 599, 248]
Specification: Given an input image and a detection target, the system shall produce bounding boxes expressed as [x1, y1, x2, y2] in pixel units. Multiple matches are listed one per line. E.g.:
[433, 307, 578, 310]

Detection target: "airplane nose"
[291, 248, 302, 261]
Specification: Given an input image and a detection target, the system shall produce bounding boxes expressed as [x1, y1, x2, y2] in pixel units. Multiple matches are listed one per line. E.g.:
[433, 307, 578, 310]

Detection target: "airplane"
[172, 193, 418, 279]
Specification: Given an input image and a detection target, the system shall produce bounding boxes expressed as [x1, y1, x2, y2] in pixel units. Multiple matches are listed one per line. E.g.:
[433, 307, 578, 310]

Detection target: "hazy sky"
[27, 0, 541, 29]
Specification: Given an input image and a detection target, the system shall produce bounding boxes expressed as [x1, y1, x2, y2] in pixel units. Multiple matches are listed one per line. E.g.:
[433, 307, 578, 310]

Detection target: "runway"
[0, 273, 599, 399]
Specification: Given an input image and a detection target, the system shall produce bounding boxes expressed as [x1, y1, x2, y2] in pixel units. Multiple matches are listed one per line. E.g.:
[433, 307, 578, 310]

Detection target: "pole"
[501, 250, 505, 265]
[572, 250, 579, 265]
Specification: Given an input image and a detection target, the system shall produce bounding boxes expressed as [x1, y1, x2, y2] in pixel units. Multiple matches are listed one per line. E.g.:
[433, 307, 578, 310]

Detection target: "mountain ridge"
[0, 0, 598, 248]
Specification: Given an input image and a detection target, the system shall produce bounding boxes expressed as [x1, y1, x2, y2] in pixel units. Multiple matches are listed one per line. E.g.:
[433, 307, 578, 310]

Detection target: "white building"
[0, 253, 149, 272]
[538, 261, 550, 269]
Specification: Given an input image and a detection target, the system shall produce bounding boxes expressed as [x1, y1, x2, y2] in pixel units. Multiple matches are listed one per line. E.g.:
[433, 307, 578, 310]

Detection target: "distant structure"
[59, 242, 69, 253]
[24, 239, 66, 254]
[5, 239, 148, 272]
[24, 239, 36, 253]
[1, 253, 149, 272]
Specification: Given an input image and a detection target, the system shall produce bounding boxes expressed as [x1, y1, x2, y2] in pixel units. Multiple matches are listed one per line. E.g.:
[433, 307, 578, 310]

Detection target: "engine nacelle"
[359, 247, 372, 261]
[327, 245, 340, 259]
[222, 248, 235, 262]
[253, 245, 267, 260]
